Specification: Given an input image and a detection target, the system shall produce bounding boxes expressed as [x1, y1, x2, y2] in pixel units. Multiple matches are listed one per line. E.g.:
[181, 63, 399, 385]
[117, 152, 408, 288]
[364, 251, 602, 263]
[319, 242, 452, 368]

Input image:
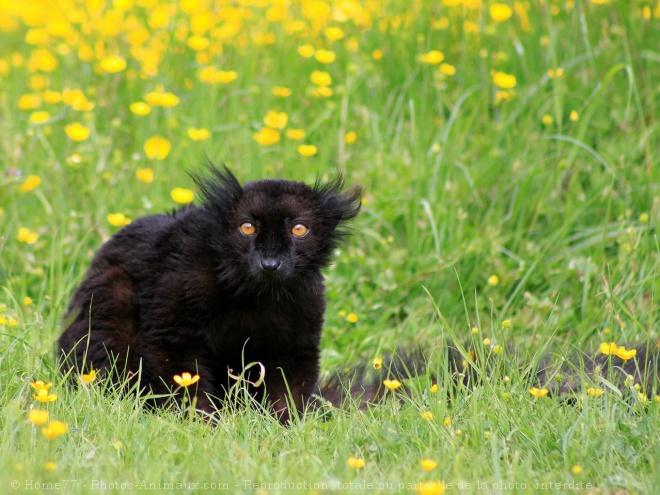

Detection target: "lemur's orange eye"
[240, 222, 256, 236]
[291, 224, 309, 238]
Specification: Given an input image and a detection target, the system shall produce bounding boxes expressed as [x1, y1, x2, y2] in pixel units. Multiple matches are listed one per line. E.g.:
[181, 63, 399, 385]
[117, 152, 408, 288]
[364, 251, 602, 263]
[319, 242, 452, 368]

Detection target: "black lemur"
[58, 165, 659, 420]
[58, 165, 361, 423]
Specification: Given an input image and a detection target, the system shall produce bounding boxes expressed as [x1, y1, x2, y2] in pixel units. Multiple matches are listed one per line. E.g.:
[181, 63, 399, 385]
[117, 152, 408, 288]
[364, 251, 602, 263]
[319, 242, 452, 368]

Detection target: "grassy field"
[1, 0, 660, 493]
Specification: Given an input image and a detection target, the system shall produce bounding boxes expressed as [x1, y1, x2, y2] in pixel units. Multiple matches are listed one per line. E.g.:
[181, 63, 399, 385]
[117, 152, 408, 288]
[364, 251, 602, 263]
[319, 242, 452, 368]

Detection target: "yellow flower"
[587, 387, 604, 397]
[501, 319, 512, 329]
[30, 380, 51, 392]
[443, 417, 451, 426]
[144, 136, 171, 160]
[439, 63, 456, 76]
[373, 357, 383, 370]
[214, 70, 238, 84]
[42, 420, 68, 440]
[492, 71, 517, 89]
[430, 384, 439, 393]
[383, 379, 402, 390]
[420, 411, 434, 421]
[173, 372, 200, 387]
[272, 86, 292, 97]
[136, 168, 154, 183]
[65, 122, 91, 142]
[599, 342, 618, 355]
[29, 111, 50, 124]
[100, 55, 127, 73]
[28, 410, 49, 426]
[372, 49, 383, 60]
[616, 347, 637, 361]
[420, 50, 445, 65]
[314, 49, 336, 64]
[107, 213, 131, 227]
[23, 296, 33, 306]
[130, 102, 151, 116]
[44, 461, 58, 472]
[324, 26, 345, 41]
[297, 144, 318, 157]
[416, 481, 446, 495]
[81, 370, 97, 384]
[346, 457, 365, 469]
[264, 110, 288, 130]
[529, 387, 549, 398]
[33, 389, 58, 403]
[18, 94, 42, 110]
[298, 45, 315, 58]
[20, 175, 41, 192]
[286, 129, 306, 140]
[639, 213, 649, 223]
[487, 275, 499, 286]
[253, 127, 281, 146]
[313, 86, 334, 98]
[310, 70, 332, 86]
[570, 110, 579, 122]
[420, 459, 438, 472]
[345, 312, 358, 323]
[541, 114, 554, 126]
[43, 90, 62, 104]
[145, 90, 179, 108]
[490, 3, 513, 22]
[18, 227, 39, 244]
[171, 188, 195, 204]
[483, 338, 491, 346]
[572, 464, 583, 474]
[345, 131, 357, 144]
[188, 128, 211, 141]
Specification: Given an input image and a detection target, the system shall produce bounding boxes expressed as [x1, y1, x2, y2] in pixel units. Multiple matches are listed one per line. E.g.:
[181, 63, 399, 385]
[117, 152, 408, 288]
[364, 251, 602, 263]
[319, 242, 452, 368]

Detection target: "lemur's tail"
[315, 341, 660, 409]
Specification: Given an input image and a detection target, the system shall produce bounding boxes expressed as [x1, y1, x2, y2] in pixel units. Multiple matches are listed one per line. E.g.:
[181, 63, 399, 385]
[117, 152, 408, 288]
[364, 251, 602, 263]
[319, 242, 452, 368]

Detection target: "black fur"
[58, 165, 361, 423]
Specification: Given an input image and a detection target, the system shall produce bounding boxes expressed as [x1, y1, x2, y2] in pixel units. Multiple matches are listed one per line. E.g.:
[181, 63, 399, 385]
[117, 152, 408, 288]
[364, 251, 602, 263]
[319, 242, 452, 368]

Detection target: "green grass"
[1, 0, 660, 493]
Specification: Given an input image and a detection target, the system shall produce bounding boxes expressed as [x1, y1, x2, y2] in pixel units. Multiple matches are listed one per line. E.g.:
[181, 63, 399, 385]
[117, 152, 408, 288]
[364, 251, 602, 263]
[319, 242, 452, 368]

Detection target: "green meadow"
[1, 0, 659, 493]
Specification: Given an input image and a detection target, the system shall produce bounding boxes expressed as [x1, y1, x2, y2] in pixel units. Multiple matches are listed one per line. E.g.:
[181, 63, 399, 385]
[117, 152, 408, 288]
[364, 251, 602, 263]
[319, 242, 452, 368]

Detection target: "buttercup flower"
[587, 387, 604, 397]
[373, 357, 383, 370]
[416, 481, 446, 495]
[42, 420, 68, 440]
[136, 168, 154, 183]
[420, 50, 444, 65]
[529, 387, 549, 398]
[144, 136, 171, 160]
[383, 379, 402, 390]
[81, 370, 97, 384]
[616, 347, 637, 361]
[28, 410, 49, 426]
[33, 389, 58, 403]
[130, 102, 151, 115]
[297, 144, 318, 157]
[420, 459, 438, 472]
[100, 55, 127, 73]
[272, 86, 292, 97]
[253, 127, 281, 146]
[107, 213, 131, 227]
[17, 227, 39, 244]
[171, 188, 195, 204]
[310, 70, 332, 86]
[347, 457, 365, 469]
[492, 71, 517, 89]
[188, 128, 211, 141]
[263, 110, 288, 130]
[173, 372, 200, 387]
[420, 411, 434, 420]
[20, 175, 41, 192]
[599, 342, 618, 355]
[65, 122, 90, 142]
[490, 4, 513, 22]
[285, 129, 306, 140]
